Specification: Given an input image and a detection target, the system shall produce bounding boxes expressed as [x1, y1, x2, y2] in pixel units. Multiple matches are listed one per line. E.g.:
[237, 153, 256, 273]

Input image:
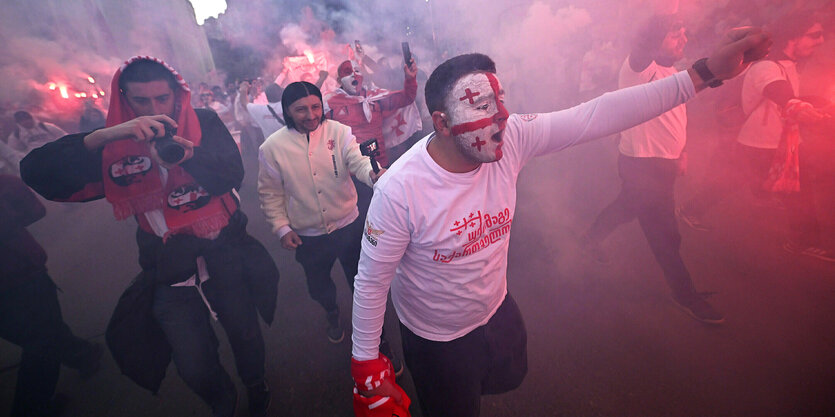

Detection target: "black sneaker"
[379, 338, 404, 378]
[783, 240, 835, 263]
[326, 309, 344, 344]
[247, 380, 271, 417]
[672, 293, 725, 325]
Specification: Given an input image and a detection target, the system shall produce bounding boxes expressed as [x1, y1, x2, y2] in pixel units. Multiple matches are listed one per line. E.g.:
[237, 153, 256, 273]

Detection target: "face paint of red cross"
[459, 88, 481, 104]
[446, 72, 509, 163]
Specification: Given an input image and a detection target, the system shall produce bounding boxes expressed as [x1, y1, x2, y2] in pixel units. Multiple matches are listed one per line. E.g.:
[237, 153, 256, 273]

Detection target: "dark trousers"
[152, 274, 265, 417]
[295, 216, 364, 313]
[787, 145, 822, 246]
[0, 272, 94, 416]
[400, 294, 528, 417]
[588, 154, 696, 298]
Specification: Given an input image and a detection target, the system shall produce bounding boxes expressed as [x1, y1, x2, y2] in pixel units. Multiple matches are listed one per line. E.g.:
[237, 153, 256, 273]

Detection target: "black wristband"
[692, 58, 723, 88]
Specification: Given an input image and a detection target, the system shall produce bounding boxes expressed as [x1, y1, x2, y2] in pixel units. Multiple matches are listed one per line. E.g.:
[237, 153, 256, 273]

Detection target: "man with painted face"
[579, 14, 726, 324]
[258, 82, 401, 361]
[349, 27, 771, 416]
[326, 58, 419, 168]
[20, 57, 279, 417]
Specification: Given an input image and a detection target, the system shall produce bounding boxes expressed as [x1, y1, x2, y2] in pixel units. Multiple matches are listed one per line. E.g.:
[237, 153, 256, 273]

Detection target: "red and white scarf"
[102, 56, 233, 238]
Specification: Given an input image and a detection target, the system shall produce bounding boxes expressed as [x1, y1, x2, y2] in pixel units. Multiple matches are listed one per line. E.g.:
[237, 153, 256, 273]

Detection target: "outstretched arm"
[515, 27, 773, 162]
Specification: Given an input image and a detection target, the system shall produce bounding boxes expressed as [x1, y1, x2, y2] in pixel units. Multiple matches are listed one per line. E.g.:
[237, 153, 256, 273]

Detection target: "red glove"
[351, 354, 411, 417]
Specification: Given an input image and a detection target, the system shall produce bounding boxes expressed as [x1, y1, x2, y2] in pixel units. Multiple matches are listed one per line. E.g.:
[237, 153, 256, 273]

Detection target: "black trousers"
[588, 154, 696, 298]
[400, 294, 528, 417]
[295, 216, 364, 313]
[786, 145, 824, 246]
[0, 272, 94, 416]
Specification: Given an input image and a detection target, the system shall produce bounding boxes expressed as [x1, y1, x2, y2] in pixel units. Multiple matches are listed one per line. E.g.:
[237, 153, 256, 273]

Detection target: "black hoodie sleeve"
[20, 132, 105, 202]
[182, 109, 244, 195]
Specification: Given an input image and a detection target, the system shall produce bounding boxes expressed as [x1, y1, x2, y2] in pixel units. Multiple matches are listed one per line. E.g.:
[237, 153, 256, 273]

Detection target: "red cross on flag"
[381, 102, 422, 148]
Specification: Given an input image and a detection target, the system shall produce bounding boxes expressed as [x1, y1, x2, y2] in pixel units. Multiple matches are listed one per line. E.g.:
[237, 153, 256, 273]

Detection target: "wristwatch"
[692, 58, 723, 88]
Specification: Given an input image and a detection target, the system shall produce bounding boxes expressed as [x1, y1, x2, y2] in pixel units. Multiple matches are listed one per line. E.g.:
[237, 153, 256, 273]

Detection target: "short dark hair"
[118, 59, 178, 94]
[265, 83, 284, 103]
[13, 110, 33, 122]
[425, 53, 497, 114]
[281, 81, 325, 130]
[634, 14, 683, 53]
[769, 11, 820, 47]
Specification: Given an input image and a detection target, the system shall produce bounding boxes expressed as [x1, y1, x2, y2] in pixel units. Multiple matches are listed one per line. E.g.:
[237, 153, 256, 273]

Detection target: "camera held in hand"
[150, 124, 185, 164]
[359, 138, 380, 174]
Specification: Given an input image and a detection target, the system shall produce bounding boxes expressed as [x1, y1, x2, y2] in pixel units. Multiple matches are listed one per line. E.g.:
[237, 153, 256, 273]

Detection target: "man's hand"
[280, 230, 303, 249]
[370, 167, 387, 184]
[404, 57, 418, 79]
[83, 115, 177, 150]
[315, 70, 329, 89]
[357, 378, 404, 404]
[704, 27, 772, 82]
[351, 354, 411, 416]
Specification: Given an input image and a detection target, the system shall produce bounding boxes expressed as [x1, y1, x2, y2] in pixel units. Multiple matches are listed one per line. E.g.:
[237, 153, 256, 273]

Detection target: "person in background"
[79, 99, 106, 133]
[581, 14, 724, 324]
[0, 138, 26, 176]
[6, 111, 67, 154]
[325, 57, 421, 225]
[325, 58, 418, 169]
[1, 174, 103, 417]
[243, 71, 329, 139]
[257, 81, 402, 373]
[677, 12, 831, 262]
[233, 78, 266, 157]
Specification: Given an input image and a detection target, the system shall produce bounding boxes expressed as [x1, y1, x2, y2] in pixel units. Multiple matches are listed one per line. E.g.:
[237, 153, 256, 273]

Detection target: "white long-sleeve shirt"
[0, 140, 25, 175]
[258, 119, 374, 238]
[351, 70, 697, 360]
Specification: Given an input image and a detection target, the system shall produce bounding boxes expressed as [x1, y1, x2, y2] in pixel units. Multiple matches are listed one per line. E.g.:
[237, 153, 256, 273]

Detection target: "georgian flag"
[381, 101, 422, 148]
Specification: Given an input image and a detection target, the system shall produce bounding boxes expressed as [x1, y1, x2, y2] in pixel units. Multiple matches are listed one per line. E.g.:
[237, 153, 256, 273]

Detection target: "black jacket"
[20, 110, 279, 392]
